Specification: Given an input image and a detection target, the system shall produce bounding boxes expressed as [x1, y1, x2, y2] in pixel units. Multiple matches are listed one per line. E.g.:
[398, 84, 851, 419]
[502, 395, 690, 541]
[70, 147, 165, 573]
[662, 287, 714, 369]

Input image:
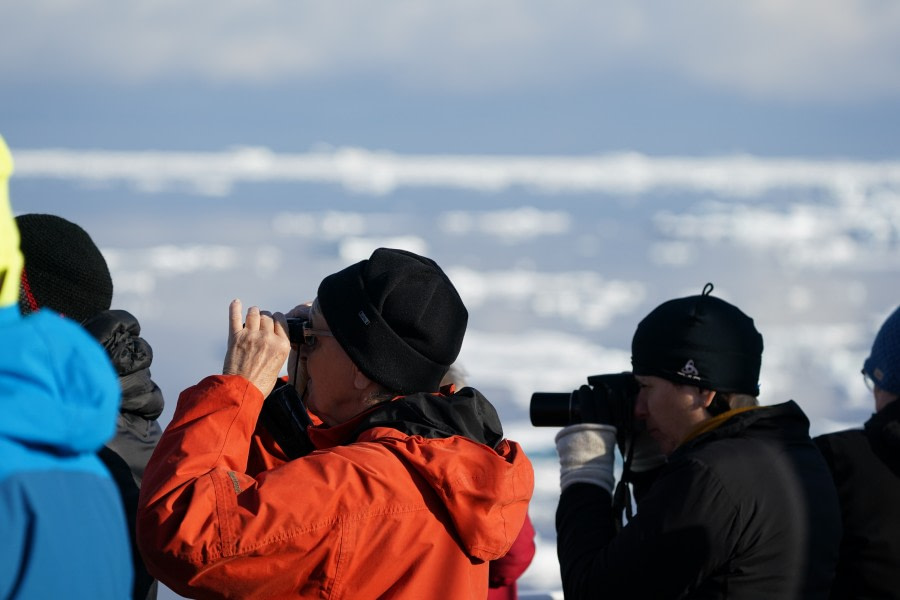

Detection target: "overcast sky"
[3, 1, 900, 155]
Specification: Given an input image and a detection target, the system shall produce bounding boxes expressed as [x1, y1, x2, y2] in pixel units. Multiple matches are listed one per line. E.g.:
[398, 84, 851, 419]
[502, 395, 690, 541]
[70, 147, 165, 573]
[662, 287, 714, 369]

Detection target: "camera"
[530, 372, 638, 433]
[285, 317, 305, 346]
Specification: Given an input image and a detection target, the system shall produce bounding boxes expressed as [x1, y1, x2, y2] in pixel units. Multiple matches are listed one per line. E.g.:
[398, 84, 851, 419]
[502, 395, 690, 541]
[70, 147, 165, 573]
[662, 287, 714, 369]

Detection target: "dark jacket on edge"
[85, 309, 165, 600]
[557, 401, 842, 599]
[814, 399, 900, 599]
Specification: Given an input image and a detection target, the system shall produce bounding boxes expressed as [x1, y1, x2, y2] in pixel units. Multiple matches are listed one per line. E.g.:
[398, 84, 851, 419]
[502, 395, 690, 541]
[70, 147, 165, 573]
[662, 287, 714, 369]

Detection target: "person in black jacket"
[15, 213, 164, 600]
[554, 283, 842, 599]
[814, 305, 900, 600]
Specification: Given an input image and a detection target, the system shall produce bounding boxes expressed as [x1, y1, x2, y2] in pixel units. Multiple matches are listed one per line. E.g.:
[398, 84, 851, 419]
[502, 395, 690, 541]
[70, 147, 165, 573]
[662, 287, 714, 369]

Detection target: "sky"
[3, 1, 900, 156]
[3, 2, 900, 596]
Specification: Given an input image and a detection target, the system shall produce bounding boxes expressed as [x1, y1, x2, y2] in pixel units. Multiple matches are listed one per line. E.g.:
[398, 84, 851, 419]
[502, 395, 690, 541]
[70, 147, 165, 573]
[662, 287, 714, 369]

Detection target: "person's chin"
[304, 383, 319, 412]
[648, 429, 673, 454]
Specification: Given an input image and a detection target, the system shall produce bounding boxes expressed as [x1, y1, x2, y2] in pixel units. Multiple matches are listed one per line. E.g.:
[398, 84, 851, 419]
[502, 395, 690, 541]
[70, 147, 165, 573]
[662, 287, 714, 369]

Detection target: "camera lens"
[530, 392, 577, 427]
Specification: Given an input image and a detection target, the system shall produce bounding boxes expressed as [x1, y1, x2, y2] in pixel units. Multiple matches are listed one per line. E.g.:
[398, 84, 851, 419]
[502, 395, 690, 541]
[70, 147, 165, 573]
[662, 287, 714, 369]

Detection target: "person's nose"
[634, 391, 649, 420]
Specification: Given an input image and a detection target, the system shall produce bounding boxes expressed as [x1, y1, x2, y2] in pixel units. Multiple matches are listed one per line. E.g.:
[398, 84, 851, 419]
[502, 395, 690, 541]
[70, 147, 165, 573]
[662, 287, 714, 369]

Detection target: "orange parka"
[137, 375, 534, 599]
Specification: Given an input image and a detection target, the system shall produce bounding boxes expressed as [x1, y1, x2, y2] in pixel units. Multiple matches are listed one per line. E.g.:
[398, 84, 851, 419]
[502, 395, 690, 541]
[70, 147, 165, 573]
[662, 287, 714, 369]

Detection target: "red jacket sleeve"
[489, 512, 536, 587]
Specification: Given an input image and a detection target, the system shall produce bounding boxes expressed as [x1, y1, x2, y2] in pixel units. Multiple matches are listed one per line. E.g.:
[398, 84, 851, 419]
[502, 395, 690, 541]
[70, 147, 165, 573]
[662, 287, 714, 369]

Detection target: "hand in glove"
[555, 423, 618, 494]
[618, 423, 666, 505]
[620, 424, 666, 474]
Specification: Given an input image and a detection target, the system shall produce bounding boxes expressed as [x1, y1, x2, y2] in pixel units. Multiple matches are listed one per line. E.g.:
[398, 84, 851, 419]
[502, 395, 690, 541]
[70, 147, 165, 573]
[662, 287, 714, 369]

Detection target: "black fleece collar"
[348, 386, 504, 449]
[674, 400, 811, 458]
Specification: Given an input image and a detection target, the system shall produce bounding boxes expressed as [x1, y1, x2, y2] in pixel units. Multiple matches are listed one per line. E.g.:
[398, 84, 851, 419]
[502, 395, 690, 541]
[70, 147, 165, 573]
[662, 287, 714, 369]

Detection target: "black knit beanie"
[631, 283, 763, 395]
[863, 305, 900, 395]
[15, 213, 113, 324]
[317, 248, 468, 395]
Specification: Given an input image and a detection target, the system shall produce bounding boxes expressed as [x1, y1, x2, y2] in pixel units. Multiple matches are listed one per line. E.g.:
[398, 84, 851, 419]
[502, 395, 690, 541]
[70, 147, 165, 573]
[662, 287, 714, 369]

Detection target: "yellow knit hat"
[0, 134, 24, 308]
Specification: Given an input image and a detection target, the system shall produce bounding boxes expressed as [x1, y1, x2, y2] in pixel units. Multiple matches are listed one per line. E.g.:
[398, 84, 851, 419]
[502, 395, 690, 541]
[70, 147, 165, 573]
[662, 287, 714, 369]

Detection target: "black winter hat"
[317, 248, 468, 395]
[631, 283, 763, 395]
[863, 305, 900, 395]
[15, 213, 113, 324]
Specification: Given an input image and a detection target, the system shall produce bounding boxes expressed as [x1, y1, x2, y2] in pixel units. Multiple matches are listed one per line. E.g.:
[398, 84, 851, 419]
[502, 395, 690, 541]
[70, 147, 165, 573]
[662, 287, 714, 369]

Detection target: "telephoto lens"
[530, 372, 637, 429]
[530, 391, 579, 427]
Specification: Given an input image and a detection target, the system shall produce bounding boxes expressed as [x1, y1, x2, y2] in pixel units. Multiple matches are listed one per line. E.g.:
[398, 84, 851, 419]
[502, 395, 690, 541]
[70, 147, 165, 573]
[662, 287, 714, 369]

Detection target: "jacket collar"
[306, 386, 505, 450]
[674, 400, 810, 456]
[681, 405, 760, 447]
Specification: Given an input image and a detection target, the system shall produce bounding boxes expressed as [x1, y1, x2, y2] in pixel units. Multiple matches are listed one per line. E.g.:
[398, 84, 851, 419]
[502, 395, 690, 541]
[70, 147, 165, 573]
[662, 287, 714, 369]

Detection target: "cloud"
[11, 146, 900, 199]
[446, 267, 646, 331]
[3, 1, 900, 102]
[653, 194, 900, 269]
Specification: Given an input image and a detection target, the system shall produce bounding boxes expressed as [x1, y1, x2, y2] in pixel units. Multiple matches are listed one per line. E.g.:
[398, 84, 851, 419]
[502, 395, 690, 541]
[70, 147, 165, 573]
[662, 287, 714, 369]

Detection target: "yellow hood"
[0, 134, 23, 308]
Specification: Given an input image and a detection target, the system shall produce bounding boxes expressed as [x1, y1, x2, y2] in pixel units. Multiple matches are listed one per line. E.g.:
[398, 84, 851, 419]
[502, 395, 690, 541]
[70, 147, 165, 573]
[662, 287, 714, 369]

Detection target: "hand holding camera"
[223, 299, 292, 398]
[555, 423, 618, 493]
[531, 372, 637, 439]
[534, 372, 665, 505]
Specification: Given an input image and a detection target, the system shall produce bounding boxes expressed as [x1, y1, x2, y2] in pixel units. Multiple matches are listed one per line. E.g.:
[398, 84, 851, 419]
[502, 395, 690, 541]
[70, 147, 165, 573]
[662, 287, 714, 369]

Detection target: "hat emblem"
[679, 359, 701, 380]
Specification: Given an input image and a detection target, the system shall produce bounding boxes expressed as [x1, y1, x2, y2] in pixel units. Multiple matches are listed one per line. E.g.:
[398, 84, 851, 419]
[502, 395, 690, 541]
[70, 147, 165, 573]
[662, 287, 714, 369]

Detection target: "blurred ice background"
[9, 149, 900, 593]
[4, 0, 900, 596]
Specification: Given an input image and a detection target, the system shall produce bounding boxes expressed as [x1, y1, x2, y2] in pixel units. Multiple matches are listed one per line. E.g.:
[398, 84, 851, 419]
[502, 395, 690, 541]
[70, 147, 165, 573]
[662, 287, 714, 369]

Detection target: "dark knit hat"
[631, 283, 763, 395]
[15, 213, 113, 324]
[863, 305, 900, 395]
[317, 248, 468, 395]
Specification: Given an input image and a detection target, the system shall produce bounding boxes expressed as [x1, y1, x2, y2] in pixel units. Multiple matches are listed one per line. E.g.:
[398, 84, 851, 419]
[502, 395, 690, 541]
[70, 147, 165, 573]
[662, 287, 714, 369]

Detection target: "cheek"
[646, 393, 678, 430]
[645, 393, 664, 417]
[306, 346, 332, 375]
[307, 345, 352, 392]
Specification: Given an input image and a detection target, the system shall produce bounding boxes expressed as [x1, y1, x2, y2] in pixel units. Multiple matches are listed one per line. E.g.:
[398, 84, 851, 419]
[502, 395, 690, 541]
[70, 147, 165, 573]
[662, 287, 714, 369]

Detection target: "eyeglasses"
[301, 320, 334, 348]
[862, 369, 876, 392]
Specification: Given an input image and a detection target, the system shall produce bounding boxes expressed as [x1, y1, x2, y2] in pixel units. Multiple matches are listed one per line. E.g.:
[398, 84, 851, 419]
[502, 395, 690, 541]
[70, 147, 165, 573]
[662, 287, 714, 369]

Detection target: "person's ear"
[696, 388, 716, 409]
[352, 364, 374, 391]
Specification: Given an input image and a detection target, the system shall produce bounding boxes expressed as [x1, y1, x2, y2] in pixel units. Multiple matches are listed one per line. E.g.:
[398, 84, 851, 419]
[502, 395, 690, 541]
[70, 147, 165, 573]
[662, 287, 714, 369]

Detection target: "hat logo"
[679, 359, 701, 380]
[358, 311, 371, 325]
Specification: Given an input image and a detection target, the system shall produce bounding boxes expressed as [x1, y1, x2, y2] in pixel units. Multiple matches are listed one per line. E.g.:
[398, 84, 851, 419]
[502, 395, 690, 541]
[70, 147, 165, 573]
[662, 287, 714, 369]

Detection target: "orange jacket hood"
[305, 387, 534, 561]
[356, 425, 531, 561]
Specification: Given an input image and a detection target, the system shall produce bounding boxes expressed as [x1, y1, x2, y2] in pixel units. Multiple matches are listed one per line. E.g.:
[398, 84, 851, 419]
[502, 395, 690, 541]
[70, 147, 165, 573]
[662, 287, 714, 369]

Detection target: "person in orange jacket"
[441, 364, 537, 600]
[137, 247, 534, 599]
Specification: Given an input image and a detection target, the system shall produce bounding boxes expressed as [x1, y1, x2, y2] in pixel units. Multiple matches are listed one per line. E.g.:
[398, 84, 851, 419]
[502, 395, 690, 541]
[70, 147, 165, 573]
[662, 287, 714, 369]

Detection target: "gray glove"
[555, 423, 617, 493]
[622, 428, 666, 473]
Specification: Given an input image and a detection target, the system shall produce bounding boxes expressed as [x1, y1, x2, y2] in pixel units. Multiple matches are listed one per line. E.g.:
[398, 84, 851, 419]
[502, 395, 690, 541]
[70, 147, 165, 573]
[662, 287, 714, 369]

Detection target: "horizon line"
[10, 146, 900, 197]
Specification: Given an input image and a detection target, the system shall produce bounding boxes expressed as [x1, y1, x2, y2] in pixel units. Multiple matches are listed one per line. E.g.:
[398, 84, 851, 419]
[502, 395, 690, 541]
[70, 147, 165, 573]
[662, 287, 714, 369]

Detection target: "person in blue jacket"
[0, 134, 132, 599]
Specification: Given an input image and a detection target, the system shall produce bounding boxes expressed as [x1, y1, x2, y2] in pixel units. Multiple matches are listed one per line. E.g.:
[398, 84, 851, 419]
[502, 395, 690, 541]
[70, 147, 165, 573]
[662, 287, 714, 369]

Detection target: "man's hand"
[222, 299, 291, 398]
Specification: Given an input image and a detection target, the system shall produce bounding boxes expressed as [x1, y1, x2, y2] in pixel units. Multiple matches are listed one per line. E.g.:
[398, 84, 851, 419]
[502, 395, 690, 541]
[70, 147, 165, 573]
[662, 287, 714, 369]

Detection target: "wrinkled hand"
[222, 299, 291, 398]
[284, 302, 312, 322]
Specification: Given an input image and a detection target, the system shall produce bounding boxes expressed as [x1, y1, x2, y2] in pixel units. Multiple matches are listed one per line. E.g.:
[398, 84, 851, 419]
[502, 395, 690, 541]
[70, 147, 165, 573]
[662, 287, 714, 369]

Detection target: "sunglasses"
[286, 318, 334, 348]
[862, 369, 876, 392]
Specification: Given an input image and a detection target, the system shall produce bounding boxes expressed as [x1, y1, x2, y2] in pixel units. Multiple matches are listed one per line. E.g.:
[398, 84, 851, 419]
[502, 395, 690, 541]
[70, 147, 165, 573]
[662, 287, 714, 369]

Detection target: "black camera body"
[285, 317, 305, 346]
[530, 372, 638, 434]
